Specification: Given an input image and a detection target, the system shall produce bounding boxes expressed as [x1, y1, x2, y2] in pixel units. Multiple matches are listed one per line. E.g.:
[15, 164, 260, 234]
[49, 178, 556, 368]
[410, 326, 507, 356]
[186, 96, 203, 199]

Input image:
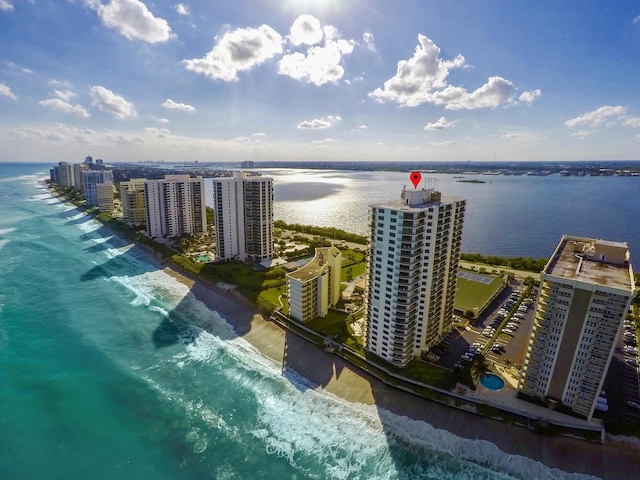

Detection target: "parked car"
[627, 401, 640, 410]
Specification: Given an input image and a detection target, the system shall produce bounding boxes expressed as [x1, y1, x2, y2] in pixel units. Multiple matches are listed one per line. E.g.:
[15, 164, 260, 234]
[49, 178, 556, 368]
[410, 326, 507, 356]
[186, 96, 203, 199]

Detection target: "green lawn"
[454, 270, 505, 314]
[306, 309, 349, 335]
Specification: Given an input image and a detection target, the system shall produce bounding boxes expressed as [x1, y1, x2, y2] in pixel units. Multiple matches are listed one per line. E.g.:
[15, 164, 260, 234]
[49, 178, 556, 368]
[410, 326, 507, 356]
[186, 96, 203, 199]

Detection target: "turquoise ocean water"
[0, 163, 599, 479]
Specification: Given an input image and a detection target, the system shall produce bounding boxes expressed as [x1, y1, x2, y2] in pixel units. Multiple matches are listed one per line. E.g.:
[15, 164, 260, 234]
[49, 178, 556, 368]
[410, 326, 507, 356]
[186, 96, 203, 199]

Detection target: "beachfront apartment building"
[517, 236, 636, 421]
[83, 170, 114, 207]
[96, 182, 114, 212]
[287, 246, 342, 323]
[144, 175, 206, 238]
[53, 161, 75, 188]
[365, 183, 466, 367]
[121, 179, 147, 228]
[211, 172, 274, 262]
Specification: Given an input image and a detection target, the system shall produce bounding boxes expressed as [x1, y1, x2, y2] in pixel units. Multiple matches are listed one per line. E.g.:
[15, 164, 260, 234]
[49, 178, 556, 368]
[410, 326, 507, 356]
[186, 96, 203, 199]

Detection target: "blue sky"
[1, 0, 640, 163]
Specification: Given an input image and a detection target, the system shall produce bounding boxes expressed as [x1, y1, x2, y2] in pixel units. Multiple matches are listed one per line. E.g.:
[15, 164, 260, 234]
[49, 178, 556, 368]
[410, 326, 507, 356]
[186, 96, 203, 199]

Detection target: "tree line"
[460, 253, 548, 273]
[274, 220, 368, 245]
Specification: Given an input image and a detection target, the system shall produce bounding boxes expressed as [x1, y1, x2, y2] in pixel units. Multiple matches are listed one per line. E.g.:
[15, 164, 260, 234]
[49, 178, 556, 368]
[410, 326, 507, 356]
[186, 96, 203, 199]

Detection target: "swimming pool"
[480, 373, 505, 391]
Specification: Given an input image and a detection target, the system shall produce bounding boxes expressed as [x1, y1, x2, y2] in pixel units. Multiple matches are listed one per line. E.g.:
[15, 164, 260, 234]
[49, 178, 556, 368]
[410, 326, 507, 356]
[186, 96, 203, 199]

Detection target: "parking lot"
[597, 318, 640, 423]
[433, 280, 536, 372]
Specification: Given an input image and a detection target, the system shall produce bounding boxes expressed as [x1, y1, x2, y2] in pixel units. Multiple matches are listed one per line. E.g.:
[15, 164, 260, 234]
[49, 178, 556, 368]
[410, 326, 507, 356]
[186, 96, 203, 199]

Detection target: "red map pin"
[410, 171, 421, 189]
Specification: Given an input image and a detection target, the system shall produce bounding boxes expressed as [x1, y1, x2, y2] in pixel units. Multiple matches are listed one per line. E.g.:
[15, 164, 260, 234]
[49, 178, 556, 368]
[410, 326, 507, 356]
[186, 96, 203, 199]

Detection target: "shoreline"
[52, 188, 640, 479]
[142, 249, 640, 479]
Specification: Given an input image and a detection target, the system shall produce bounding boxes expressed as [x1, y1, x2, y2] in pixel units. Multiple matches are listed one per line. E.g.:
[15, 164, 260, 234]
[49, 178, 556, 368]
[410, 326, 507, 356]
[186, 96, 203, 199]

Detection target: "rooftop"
[370, 187, 465, 212]
[545, 236, 634, 290]
[287, 246, 340, 283]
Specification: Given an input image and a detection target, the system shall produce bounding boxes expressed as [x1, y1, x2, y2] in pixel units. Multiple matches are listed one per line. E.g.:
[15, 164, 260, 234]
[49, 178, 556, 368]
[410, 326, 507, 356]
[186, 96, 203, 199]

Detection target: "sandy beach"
[132, 247, 640, 480]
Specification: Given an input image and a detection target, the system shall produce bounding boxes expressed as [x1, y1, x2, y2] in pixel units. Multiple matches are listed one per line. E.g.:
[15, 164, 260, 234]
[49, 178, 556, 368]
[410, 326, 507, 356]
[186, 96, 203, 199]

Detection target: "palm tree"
[471, 354, 491, 384]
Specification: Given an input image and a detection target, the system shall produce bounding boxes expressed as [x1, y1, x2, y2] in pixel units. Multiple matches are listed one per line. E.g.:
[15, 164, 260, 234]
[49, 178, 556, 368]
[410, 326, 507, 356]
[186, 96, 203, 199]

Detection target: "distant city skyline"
[2, 1, 640, 162]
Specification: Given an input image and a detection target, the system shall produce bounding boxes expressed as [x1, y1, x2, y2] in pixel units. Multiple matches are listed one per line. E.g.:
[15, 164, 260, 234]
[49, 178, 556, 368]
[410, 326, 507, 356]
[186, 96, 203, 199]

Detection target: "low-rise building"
[287, 246, 342, 323]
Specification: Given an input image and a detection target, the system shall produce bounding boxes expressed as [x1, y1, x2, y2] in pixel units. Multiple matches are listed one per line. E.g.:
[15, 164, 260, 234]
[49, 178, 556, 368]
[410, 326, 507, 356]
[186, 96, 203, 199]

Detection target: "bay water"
[0, 163, 602, 479]
[266, 168, 640, 259]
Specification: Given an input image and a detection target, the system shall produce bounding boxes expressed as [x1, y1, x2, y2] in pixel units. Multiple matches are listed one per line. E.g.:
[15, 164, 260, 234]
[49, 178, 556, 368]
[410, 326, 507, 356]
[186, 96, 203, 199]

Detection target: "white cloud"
[103, 132, 144, 145]
[289, 14, 323, 46]
[162, 98, 196, 111]
[370, 34, 466, 107]
[48, 79, 72, 88]
[633, 15, 640, 24]
[279, 21, 355, 86]
[234, 136, 250, 143]
[502, 133, 519, 139]
[564, 105, 627, 128]
[10, 123, 95, 144]
[424, 116, 454, 131]
[174, 3, 189, 16]
[145, 127, 170, 138]
[90, 86, 137, 119]
[357, 124, 368, 129]
[518, 88, 541, 105]
[622, 116, 640, 128]
[150, 116, 169, 123]
[0, 0, 14, 11]
[312, 138, 338, 144]
[253, 132, 266, 137]
[297, 115, 342, 129]
[0, 82, 17, 100]
[39, 98, 90, 118]
[443, 76, 515, 110]
[370, 35, 528, 111]
[96, 0, 174, 43]
[184, 25, 283, 81]
[427, 140, 456, 146]
[570, 130, 592, 139]
[363, 32, 376, 52]
[53, 89, 77, 101]
[4, 61, 32, 74]
[298, 119, 330, 129]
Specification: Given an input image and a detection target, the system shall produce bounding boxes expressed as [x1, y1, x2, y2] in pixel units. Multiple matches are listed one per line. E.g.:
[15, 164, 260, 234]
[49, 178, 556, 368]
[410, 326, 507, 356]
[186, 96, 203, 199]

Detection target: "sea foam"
[77, 214, 599, 480]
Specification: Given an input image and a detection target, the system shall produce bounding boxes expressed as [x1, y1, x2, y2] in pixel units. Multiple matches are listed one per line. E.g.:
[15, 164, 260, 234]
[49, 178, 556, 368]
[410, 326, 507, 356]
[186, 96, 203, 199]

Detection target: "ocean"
[0, 162, 603, 479]
[265, 168, 640, 259]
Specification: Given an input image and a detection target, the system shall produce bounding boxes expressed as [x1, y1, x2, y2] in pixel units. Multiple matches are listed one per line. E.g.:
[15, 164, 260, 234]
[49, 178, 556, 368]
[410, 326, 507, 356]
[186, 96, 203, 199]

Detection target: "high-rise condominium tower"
[517, 236, 635, 420]
[83, 170, 113, 207]
[120, 179, 147, 228]
[365, 182, 466, 367]
[144, 175, 206, 238]
[211, 172, 273, 262]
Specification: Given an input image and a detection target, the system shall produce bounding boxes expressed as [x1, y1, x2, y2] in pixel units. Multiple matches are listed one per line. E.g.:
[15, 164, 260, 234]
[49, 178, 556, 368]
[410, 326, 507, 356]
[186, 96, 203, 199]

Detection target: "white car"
[627, 401, 640, 410]
[503, 328, 514, 335]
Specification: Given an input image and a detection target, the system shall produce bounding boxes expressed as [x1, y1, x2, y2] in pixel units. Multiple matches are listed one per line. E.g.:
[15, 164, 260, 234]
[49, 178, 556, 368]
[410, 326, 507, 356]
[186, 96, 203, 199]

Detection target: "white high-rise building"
[56, 162, 75, 188]
[517, 236, 636, 420]
[365, 183, 465, 367]
[211, 172, 273, 262]
[144, 175, 206, 238]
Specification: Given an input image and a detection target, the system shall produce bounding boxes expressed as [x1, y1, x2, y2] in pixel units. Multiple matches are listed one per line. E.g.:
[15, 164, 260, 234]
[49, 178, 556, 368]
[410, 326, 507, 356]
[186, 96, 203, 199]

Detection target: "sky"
[1, 0, 640, 163]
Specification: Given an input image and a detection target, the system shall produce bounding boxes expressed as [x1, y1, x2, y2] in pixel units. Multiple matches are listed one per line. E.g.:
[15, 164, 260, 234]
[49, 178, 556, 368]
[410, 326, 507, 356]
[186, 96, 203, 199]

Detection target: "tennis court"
[457, 270, 494, 284]
[454, 269, 505, 316]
